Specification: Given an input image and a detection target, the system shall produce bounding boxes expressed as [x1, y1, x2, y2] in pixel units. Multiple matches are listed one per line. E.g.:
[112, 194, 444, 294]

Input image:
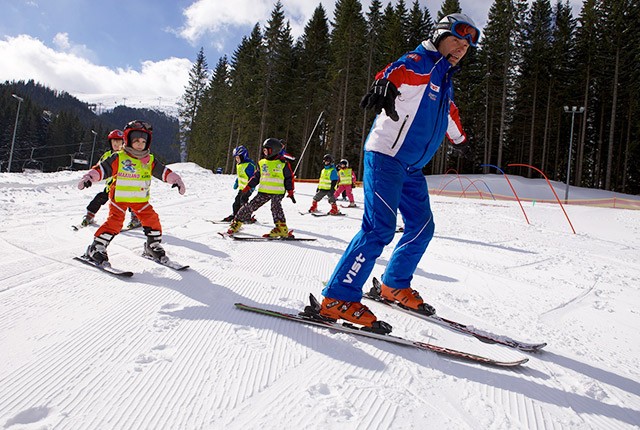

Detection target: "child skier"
[80, 129, 141, 228]
[222, 145, 257, 222]
[227, 138, 295, 237]
[333, 158, 357, 207]
[308, 154, 340, 215]
[80, 129, 122, 226]
[77, 120, 185, 264]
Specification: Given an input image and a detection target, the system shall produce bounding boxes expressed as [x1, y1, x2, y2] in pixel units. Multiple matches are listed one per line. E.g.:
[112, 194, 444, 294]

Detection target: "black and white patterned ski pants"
[236, 192, 286, 224]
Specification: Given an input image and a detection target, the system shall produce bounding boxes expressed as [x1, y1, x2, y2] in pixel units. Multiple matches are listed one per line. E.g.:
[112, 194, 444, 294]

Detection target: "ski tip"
[524, 343, 547, 352]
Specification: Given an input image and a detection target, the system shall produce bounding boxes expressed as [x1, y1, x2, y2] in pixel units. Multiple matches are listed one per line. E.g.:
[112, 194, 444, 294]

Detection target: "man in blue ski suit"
[319, 13, 480, 333]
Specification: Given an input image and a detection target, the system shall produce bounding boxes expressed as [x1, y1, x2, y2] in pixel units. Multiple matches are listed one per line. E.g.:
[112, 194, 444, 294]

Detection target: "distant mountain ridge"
[1, 80, 180, 171]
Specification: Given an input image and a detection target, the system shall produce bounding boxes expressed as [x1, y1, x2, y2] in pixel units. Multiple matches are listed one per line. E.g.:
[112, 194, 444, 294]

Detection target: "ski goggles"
[128, 130, 149, 142]
[126, 120, 153, 131]
[451, 21, 480, 47]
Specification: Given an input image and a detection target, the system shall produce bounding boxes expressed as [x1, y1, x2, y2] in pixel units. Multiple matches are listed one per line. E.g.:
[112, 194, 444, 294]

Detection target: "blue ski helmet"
[233, 145, 249, 160]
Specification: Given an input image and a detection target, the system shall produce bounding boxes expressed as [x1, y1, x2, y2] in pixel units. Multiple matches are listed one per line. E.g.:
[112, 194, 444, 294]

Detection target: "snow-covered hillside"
[1, 164, 639, 429]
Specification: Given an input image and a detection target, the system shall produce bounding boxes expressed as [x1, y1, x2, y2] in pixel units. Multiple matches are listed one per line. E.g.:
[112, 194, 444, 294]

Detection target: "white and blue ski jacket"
[365, 40, 467, 169]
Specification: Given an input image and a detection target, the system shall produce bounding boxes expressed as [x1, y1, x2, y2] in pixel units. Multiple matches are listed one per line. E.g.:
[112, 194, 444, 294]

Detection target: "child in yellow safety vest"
[333, 158, 357, 207]
[309, 154, 341, 215]
[80, 129, 124, 226]
[77, 120, 186, 264]
[222, 145, 257, 222]
[227, 138, 295, 237]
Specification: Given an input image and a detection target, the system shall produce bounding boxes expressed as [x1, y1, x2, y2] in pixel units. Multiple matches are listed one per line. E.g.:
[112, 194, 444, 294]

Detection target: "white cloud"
[177, 0, 334, 45]
[0, 34, 191, 107]
[52, 32, 97, 62]
[178, 0, 271, 43]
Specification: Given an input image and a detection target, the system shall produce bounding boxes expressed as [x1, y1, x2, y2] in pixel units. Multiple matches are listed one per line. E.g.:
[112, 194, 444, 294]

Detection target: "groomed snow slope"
[0, 163, 639, 429]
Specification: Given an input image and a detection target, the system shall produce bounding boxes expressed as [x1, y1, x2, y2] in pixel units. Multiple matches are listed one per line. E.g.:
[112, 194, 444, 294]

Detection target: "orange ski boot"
[320, 297, 378, 326]
[380, 282, 435, 315]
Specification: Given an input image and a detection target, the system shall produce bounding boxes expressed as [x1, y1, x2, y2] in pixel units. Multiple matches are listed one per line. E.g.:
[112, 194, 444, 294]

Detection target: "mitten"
[166, 172, 186, 195]
[77, 169, 100, 190]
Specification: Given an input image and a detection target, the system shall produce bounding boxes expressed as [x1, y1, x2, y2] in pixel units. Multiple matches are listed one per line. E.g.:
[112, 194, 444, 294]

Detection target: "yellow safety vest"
[338, 168, 353, 186]
[258, 159, 285, 194]
[237, 161, 253, 189]
[113, 153, 154, 203]
[318, 167, 335, 190]
[100, 150, 116, 190]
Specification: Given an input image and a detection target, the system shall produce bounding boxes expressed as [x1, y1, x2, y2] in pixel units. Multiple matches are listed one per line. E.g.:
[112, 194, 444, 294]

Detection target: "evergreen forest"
[181, 0, 640, 195]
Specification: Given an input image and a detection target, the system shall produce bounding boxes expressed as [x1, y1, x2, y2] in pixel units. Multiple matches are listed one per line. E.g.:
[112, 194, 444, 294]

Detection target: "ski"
[235, 296, 528, 367]
[71, 222, 96, 231]
[232, 235, 316, 242]
[72, 223, 140, 232]
[121, 224, 142, 232]
[311, 212, 346, 217]
[141, 252, 189, 271]
[219, 228, 315, 241]
[365, 278, 546, 352]
[340, 204, 358, 209]
[207, 218, 259, 225]
[73, 255, 133, 277]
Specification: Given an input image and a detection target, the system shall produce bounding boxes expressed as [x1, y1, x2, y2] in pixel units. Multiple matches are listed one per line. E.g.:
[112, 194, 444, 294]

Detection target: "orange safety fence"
[295, 178, 640, 210]
[432, 189, 640, 210]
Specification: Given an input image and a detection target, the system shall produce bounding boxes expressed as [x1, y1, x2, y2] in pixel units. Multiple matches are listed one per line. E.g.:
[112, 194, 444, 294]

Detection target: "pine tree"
[512, 0, 553, 175]
[479, 0, 528, 169]
[406, 0, 434, 49]
[379, 3, 405, 62]
[329, 0, 368, 166]
[261, 1, 295, 148]
[358, 0, 385, 179]
[189, 56, 232, 171]
[437, 0, 462, 20]
[178, 48, 209, 162]
[573, 0, 599, 187]
[229, 25, 265, 161]
[296, 4, 331, 178]
[598, 0, 635, 190]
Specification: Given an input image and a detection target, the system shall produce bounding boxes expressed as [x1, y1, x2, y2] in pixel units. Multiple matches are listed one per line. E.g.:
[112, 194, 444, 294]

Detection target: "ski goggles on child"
[450, 21, 480, 47]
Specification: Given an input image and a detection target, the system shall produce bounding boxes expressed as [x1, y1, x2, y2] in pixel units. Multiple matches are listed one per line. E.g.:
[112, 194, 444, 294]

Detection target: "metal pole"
[563, 106, 584, 203]
[89, 130, 98, 167]
[8, 94, 24, 173]
[294, 111, 324, 176]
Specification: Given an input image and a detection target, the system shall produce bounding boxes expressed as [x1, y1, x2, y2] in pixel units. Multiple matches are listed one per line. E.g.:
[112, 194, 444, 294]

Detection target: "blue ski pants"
[322, 151, 435, 302]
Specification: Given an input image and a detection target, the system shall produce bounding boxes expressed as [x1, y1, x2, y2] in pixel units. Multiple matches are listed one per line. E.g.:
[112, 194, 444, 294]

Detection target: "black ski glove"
[451, 140, 473, 160]
[360, 78, 399, 121]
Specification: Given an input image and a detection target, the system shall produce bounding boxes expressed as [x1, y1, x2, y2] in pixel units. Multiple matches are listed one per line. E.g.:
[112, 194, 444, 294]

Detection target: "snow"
[1, 163, 639, 429]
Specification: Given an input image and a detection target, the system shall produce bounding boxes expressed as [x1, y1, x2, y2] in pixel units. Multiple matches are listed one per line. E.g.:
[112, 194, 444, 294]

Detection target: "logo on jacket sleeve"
[407, 53, 422, 62]
[429, 82, 440, 93]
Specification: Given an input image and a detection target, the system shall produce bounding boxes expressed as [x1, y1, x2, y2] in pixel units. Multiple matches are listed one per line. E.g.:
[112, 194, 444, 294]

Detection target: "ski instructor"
[317, 13, 480, 333]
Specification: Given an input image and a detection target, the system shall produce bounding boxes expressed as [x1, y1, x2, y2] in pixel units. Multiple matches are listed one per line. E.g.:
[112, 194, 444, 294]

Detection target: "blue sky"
[0, 0, 583, 112]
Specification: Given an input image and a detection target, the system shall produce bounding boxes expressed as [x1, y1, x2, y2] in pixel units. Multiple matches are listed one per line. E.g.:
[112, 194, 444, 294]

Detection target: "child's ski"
[235, 296, 528, 367]
[73, 255, 133, 277]
[365, 278, 546, 352]
[71, 222, 96, 231]
[311, 212, 346, 217]
[141, 253, 189, 271]
[232, 235, 316, 242]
